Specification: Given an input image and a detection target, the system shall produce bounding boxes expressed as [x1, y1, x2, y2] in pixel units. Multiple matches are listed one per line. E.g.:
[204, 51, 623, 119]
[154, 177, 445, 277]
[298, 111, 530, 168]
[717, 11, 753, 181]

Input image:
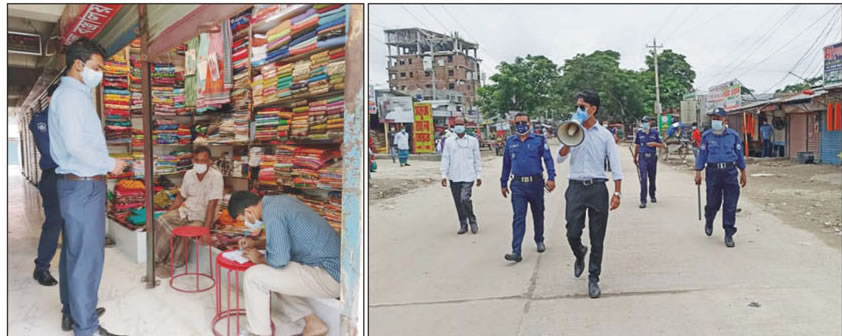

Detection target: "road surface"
[369, 139, 841, 336]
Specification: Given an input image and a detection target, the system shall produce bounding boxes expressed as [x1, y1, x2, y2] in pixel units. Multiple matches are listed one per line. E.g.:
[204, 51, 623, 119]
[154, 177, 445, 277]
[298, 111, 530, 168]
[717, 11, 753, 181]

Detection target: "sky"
[369, 4, 842, 95]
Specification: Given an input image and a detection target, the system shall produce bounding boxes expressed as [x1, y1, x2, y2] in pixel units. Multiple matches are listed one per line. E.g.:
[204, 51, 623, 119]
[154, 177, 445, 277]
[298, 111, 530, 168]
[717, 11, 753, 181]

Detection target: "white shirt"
[557, 123, 623, 181]
[394, 131, 410, 150]
[440, 134, 482, 182]
[179, 167, 224, 222]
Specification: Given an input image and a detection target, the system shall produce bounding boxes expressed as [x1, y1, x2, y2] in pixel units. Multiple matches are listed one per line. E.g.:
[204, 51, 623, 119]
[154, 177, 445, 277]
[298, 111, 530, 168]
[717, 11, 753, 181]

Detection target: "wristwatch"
[613, 192, 622, 198]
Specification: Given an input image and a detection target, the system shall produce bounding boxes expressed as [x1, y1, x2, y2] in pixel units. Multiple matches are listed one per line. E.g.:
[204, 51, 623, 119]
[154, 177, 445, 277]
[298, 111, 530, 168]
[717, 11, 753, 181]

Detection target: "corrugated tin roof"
[780, 90, 826, 103]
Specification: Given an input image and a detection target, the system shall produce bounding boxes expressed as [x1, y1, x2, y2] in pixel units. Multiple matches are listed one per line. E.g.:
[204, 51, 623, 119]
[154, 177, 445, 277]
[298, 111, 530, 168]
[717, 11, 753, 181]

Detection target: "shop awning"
[146, 4, 251, 57]
[94, 5, 139, 57]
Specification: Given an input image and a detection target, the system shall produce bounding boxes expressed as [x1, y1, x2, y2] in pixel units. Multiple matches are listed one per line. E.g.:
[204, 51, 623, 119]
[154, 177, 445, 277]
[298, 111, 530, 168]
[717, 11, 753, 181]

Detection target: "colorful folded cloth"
[316, 36, 347, 50]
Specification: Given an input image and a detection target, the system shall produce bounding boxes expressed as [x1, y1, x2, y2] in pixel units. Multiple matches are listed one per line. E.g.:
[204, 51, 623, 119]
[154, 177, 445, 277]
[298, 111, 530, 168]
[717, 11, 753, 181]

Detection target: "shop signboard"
[659, 115, 672, 137]
[368, 85, 377, 114]
[707, 80, 742, 111]
[8, 31, 42, 56]
[824, 42, 842, 87]
[413, 103, 434, 153]
[59, 4, 123, 45]
[381, 96, 413, 123]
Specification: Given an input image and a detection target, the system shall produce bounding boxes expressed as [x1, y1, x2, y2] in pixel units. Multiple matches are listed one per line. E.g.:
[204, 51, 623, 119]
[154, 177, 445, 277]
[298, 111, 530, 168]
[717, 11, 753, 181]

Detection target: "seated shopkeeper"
[153, 146, 224, 279]
[228, 191, 340, 336]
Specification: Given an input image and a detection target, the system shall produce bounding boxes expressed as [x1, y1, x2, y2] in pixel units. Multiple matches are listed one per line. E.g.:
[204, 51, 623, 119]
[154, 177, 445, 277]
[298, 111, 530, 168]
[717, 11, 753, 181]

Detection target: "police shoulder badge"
[37, 122, 47, 133]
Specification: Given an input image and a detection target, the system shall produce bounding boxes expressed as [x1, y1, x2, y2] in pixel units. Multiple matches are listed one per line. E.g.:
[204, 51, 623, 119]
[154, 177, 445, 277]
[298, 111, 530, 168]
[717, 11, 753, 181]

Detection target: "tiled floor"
[7, 167, 305, 336]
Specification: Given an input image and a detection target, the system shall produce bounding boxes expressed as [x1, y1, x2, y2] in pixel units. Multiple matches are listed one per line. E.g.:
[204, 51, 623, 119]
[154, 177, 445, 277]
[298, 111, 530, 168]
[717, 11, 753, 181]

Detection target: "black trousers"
[449, 181, 477, 227]
[565, 181, 609, 282]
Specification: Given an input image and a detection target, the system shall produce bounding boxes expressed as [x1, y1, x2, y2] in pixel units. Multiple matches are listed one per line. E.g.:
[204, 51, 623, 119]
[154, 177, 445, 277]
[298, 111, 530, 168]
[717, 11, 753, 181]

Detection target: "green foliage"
[477, 55, 563, 120]
[775, 76, 822, 94]
[642, 49, 696, 112]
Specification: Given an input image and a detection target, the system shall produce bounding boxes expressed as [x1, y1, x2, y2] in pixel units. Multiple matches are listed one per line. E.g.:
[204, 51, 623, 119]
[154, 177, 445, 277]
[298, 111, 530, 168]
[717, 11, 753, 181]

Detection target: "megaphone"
[556, 112, 587, 146]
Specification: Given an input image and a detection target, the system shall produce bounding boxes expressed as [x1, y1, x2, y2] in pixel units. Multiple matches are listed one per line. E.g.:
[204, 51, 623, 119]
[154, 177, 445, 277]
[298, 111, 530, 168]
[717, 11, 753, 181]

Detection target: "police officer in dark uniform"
[633, 116, 664, 208]
[500, 113, 556, 262]
[29, 83, 62, 287]
[695, 107, 747, 248]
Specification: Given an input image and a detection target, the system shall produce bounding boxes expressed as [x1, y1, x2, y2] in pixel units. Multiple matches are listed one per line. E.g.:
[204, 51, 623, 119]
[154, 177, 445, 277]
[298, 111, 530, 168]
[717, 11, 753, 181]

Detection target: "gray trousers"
[449, 181, 477, 227]
[57, 178, 106, 336]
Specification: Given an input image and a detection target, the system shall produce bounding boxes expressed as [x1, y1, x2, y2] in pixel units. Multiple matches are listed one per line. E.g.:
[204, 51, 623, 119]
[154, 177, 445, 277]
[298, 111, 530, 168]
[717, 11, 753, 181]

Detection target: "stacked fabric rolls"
[326, 95, 345, 139]
[175, 152, 193, 172]
[290, 7, 319, 56]
[152, 63, 177, 116]
[231, 9, 252, 112]
[308, 50, 330, 95]
[292, 59, 311, 97]
[278, 108, 293, 139]
[255, 108, 281, 141]
[154, 155, 178, 175]
[276, 63, 293, 99]
[178, 124, 192, 145]
[251, 74, 263, 106]
[261, 62, 279, 104]
[103, 53, 131, 143]
[111, 179, 146, 224]
[274, 145, 296, 187]
[131, 129, 144, 149]
[153, 120, 179, 145]
[290, 100, 310, 138]
[131, 152, 145, 179]
[293, 147, 340, 189]
[317, 161, 342, 191]
[259, 154, 277, 187]
[316, 5, 347, 49]
[233, 111, 251, 144]
[265, 18, 291, 64]
[129, 40, 143, 115]
[325, 191, 342, 232]
[308, 100, 328, 140]
[327, 48, 345, 91]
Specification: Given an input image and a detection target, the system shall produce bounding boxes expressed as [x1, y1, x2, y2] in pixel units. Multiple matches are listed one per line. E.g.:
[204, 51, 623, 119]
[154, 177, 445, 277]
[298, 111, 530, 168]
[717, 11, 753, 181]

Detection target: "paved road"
[369, 140, 841, 336]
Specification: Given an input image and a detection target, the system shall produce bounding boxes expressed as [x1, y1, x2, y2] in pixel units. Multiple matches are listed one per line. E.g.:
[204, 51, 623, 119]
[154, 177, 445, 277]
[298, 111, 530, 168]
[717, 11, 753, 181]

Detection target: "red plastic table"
[169, 226, 215, 293]
[212, 250, 275, 336]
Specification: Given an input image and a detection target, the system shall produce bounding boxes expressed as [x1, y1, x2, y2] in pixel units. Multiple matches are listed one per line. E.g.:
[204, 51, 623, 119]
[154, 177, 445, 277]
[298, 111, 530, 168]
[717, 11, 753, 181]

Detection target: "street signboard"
[381, 96, 414, 123]
[59, 4, 123, 45]
[413, 103, 434, 153]
[824, 42, 842, 87]
[8, 31, 42, 56]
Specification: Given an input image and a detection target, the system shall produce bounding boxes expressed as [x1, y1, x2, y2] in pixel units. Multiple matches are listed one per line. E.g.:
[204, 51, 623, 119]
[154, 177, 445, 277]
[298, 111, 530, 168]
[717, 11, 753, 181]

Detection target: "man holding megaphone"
[556, 90, 623, 299]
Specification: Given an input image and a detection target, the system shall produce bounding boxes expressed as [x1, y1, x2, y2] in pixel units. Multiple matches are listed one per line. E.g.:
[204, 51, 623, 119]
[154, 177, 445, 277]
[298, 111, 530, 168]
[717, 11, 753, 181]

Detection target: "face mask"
[573, 107, 589, 123]
[515, 122, 530, 135]
[711, 120, 724, 132]
[81, 65, 103, 89]
[193, 163, 208, 174]
[454, 125, 466, 134]
[244, 210, 263, 230]
[641, 123, 651, 131]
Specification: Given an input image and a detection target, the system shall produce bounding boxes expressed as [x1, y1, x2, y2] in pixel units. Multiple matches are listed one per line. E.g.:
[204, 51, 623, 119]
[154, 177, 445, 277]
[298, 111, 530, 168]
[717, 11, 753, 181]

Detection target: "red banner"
[59, 4, 123, 45]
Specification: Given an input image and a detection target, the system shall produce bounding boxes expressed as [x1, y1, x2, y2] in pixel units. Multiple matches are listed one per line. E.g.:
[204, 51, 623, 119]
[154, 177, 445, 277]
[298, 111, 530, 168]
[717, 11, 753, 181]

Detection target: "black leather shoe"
[724, 235, 735, 248]
[457, 226, 468, 235]
[537, 242, 546, 253]
[470, 223, 478, 234]
[588, 280, 601, 298]
[92, 326, 125, 336]
[651, 197, 657, 203]
[574, 246, 588, 278]
[33, 270, 58, 286]
[504, 253, 523, 262]
[63, 308, 106, 331]
[639, 203, 646, 209]
[705, 223, 713, 236]
[404, 163, 411, 166]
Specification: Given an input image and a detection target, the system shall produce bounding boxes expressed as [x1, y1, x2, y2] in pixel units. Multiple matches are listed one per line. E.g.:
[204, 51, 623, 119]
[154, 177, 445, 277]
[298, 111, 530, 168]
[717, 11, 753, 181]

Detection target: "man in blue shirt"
[633, 116, 664, 208]
[501, 112, 556, 262]
[760, 119, 774, 157]
[229, 191, 340, 336]
[556, 90, 623, 299]
[695, 107, 748, 248]
[29, 83, 61, 287]
[49, 38, 128, 336]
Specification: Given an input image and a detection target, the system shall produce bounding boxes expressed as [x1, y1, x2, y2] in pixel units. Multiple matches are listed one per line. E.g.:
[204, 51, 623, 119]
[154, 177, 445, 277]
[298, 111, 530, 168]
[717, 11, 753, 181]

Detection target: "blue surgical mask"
[245, 218, 263, 231]
[573, 107, 589, 123]
[641, 123, 651, 131]
[515, 122, 530, 135]
[712, 120, 724, 131]
[454, 125, 466, 134]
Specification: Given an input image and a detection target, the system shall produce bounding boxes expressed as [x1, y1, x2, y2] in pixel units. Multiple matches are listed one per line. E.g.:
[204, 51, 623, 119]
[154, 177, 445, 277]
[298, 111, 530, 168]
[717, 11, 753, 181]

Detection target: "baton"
[628, 146, 641, 183]
[697, 184, 702, 221]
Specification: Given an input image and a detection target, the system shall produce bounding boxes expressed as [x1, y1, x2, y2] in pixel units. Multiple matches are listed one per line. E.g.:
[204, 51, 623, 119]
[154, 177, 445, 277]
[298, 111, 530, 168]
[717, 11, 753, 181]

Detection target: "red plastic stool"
[169, 226, 215, 293]
[212, 251, 275, 336]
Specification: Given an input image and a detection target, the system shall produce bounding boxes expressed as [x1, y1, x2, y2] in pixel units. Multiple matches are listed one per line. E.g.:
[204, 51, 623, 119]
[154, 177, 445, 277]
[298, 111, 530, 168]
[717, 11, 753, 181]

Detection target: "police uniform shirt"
[28, 108, 58, 170]
[695, 128, 747, 171]
[500, 133, 556, 187]
[634, 129, 661, 154]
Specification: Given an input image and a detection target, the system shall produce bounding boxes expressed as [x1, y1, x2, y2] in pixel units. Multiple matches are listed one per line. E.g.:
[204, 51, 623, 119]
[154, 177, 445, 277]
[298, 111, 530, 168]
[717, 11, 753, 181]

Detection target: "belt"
[707, 162, 737, 170]
[569, 178, 608, 186]
[62, 174, 105, 181]
[640, 152, 656, 158]
[513, 175, 543, 183]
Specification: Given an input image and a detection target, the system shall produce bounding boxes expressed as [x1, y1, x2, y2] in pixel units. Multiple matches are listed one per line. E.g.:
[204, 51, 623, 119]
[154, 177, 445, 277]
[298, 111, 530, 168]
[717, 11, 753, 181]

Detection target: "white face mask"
[193, 163, 208, 174]
[244, 210, 263, 230]
[81, 64, 103, 89]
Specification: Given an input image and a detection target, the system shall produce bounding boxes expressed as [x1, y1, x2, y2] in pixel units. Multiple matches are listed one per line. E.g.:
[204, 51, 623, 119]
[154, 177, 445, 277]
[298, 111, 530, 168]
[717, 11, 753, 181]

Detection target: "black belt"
[569, 178, 608, 186]
[62, 174, 105, 181]
[640, 152, 657, 159]
[513, 175, 543, 183]
[42, 168, 57, 174]
[707, 162, 737, 170]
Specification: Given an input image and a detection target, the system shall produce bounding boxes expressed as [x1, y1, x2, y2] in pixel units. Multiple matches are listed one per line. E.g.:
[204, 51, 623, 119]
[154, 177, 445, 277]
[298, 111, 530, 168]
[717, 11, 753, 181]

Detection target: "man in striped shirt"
[228, 191, 340, 336]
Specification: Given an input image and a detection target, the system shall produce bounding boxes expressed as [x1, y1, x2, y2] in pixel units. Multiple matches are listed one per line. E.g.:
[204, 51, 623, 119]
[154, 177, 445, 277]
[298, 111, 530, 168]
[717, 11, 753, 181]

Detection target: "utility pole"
[430, 40, 436, 102]
[647, 38, 663, 130]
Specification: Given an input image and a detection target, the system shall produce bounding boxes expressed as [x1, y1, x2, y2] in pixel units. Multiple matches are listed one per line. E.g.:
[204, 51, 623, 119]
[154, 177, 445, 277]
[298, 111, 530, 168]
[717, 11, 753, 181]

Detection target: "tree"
[557, 50, 648, 125]
[642, 49, 696, 112]
[477, 55, 563, 120]
[775, 76, 822, 93]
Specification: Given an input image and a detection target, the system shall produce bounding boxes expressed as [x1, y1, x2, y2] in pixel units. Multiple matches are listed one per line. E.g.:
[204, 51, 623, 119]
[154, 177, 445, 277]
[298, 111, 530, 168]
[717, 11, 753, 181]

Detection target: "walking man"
[633, 116, 663, 208]
[394, 127, 411, 167]
[49, 38, 127, 336]
[760, 119, 774, 157]
[695, 107, 747, 247]
[556, 91, 622, 299]
[30, 83, 61, 287]
[500, 113, 556, 262]
[388, 129, 397, 163]
[691, 122, 702, 160]
[441, 117, 482, 235]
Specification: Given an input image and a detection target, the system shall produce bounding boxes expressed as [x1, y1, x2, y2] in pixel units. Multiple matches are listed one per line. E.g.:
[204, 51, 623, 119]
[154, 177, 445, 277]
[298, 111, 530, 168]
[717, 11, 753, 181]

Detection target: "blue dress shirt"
[557, 123, 623, 181]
